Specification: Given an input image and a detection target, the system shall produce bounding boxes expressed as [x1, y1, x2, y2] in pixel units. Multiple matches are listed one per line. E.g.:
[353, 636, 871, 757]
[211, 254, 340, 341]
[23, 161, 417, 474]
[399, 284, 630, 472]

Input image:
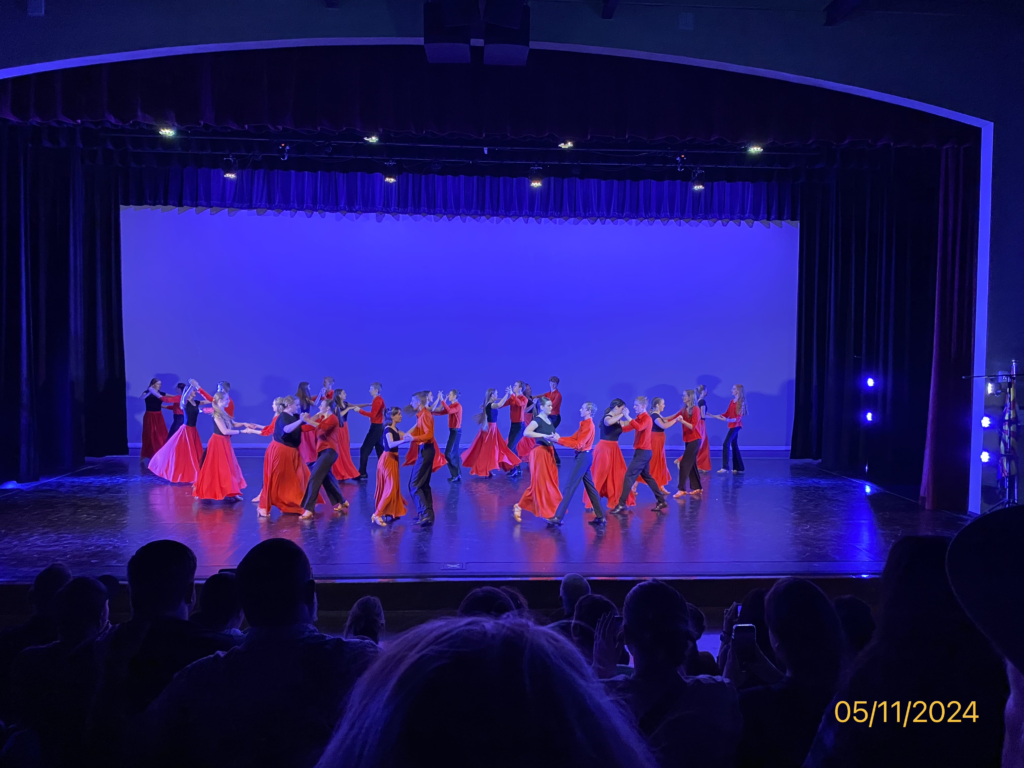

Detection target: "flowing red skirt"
[586, 440, 636, 509]
[148, 425, 204, 484]
[404, 437, 449, 472]
[374, 452, 407, 519]
[193, 434, 246, 500]
[696, 418, 712, 471]
[460, 424, 522, 477]
[260, 441, 310, 513]
[299, 429, 318, 464]
[517, 436, 536, 458]
[649, 431, 672, 486]
[141, 411, 169, 459]
[517, 445, 562, 519]
[331, 423, 361, 481]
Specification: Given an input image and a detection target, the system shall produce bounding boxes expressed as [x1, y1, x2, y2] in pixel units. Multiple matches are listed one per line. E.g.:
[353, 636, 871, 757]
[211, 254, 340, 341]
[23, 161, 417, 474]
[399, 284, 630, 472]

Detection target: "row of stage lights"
[156, 126, 766, 190]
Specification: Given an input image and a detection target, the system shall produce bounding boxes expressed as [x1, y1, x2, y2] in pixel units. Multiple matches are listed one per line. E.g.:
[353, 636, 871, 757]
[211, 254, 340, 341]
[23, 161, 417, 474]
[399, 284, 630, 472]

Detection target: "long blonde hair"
[212, 392, 234, 429]
[734, 384, 748, 416]
[272, 396, 286, 415]
[682, 389, 697, 415]
[475, 388, 497, 425]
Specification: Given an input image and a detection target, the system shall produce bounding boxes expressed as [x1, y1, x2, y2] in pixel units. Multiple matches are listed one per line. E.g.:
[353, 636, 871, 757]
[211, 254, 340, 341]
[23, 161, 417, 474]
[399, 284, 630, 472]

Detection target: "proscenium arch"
[0, 37, 991, 513]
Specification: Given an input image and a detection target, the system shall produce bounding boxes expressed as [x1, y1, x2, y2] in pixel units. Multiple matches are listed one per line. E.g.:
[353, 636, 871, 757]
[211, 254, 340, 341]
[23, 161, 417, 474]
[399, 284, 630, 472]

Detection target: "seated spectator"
[719, 587, 777, 686]
[572, 594, 619, 666]
[9, 577, 109, 767]
[548, 573, 591, 639]
[606, 581, 742, 768]
[133, 538, 378, 768]
[317, 617, 658, 768]
[500, 586, 529, 614]
[458, 586, 515, 617]
[0, 564, 71, 720]
[727, 578, 843, 768]
[832, 595, 874, 657]
[98, 575, 124, 605]
[946, 506, 1024, 768]
[191, 572, 244, 636]
[805, 536, 1007, 768]
[685, 603, 721, 676]
[344, 596, 385, 645]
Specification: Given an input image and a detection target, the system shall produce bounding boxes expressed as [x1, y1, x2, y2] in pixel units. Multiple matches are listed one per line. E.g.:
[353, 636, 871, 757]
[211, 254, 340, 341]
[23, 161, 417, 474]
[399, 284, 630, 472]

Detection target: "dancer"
[250, 398, 285, 506]
[148, 382, 205, 484]
[295, 382, 318, 464]
[432, 389, 463, 482]
[515, 384, 537, 461]
[540, 376, 563, 466]
[609, 396, 668, 515]
[404, 391, 439, 526]
[354, 382, 386, 479]
[140, 379, 174, 461]
[513, 396, 562, 523]
[165, 383, 186, 438]
[198, 381, 234, 417]
[328, 390, 361, 481]
[371, 408, 411, 527]
[256, 396, 315, 517]
[649, 397, 680, 494]
[709, 383, 747, 473]
[550, 403, 606, 526]
[588, 399, 636, 511]
[299, 398, 349, 516]
[460, 389, 522, 478]
[695, 384, 712, 472]
[672, 390, 704, 497]
[193, 392, 259, 502]
[498, 382, 529, 477]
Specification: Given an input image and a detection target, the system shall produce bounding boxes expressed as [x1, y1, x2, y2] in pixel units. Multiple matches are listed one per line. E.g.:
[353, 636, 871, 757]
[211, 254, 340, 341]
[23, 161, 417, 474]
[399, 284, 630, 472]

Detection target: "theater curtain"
[123, 167, 799, 223]
[792, 146, 978, 510]
[0, 125, 127, 483]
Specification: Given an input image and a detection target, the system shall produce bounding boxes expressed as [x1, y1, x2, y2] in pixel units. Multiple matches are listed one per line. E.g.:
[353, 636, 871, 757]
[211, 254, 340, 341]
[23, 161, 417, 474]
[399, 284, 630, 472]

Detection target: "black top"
[485, 403, 497, 424]
[652, 412, 667, 433]
[336, 402, 349, 425]
[384, 426, 401, 454]
[184, 400, 200, 428]
[211, 415, 228, 437]
[274, 412, 302, 448]
[144, 392, 166, 412]
[600, 416, 624, 442]
[530, 415, 557, 443]
[697, 398, 707, 417]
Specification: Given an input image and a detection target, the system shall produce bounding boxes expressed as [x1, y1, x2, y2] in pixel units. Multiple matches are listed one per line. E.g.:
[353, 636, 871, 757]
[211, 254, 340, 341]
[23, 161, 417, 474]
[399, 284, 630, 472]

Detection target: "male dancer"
[540, 376, 563, 466]
[609, 396, 668, 515]
[549, 403, 605, 527]
[354, 382, 385, 479]
[432, 389, 463, 482]
[300, 399, 347, 516]
[499, 381, 528, 478]
[406, 392, 437, 526]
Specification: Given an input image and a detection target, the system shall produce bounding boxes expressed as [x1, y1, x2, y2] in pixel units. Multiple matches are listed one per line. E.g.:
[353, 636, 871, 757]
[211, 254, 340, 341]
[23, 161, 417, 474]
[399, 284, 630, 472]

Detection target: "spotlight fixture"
[864, 484, 872, 495]
[981, 415, 992, 428]
[981, 450, 991, 464]
[987, 381, 994, 395]
[747, 144, 764, 154]
[676, 155, 686, 172]
[864, 411, 873, 423]
[558, 140, 574, 149]
[384, 175, 397, 184]
[529, 166, 544, 188]
[690, 169, 705, 192]
[866, 377, 875, 388]
[158, 126, 177, 138]
[279, 143, 290, 161]
[221, 156, 238, 180]
[364, 135, 380, 144]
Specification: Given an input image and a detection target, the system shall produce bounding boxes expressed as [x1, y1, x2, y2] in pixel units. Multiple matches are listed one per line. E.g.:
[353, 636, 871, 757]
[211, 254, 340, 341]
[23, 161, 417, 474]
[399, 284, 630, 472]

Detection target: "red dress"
[461, 405, 522, 477]
[696, 399, 712, 471]
[148, 401, 204, 484]
[193, 422, 246, 500]
[516, 408, 537, 458]
[649, 414, 672, 487]
[141, 392, 174, 459]
[333, 415, 361, 481]
[587, 418, 636, 509]
[517, 421, 562, 519]
[298, 405, 318, 463]
[374, 427, 407, 519]
[260, 424, 311, 514]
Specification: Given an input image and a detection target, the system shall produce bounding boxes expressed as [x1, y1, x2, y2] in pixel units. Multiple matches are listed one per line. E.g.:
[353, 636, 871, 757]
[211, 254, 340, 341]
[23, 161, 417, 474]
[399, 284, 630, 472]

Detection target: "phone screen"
[732, 623, 757, 665]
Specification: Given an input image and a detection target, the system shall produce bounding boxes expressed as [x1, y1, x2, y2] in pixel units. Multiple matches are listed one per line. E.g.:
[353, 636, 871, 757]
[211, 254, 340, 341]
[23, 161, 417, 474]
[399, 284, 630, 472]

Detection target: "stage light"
[864, 484, 872, 495]
[158, 127, 177, 138]
[691, 168, 705, 192]
[529, 166, 543, 188]
[364, 135, 380, 144]
[866, 377, 875, 388]
[747, 144, 764, 154]
[221, 157, 238, 180]
[530, 178, 543, 188]
[558, 140, 574, 149]
[981, 415, 992, 428]
[384, 175, 397, 184]
[981, 450, 991, 463]
[865, 411, 873, 422]
[279, 143, 290, 161]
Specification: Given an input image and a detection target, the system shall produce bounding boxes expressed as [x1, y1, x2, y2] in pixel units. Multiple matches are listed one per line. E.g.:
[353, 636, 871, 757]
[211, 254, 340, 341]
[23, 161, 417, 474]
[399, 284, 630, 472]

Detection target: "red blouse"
[723, 401, 744, 429]
[501, 393, 528, 423]
[438, 401, 463, 429]
[558, 418, 595, 451]
[676, 407, 700, 442]
[314, 413, 340, 455]
[198, 388, 235, 417]
[540, 390, 562, 416]
[357, 395, 385, 424]
[623, 411, 654, 451]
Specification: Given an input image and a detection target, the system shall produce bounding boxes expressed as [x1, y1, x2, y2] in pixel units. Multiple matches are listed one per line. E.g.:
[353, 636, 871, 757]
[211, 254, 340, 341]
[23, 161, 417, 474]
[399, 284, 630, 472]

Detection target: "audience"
[685, 602, 721, 676]
[606, 581, 742, 768]
[832, 595, 875, 657]
[132, 538, 378, 768]
[316, 617, 658, 768]
[572, 594, 619, 666]
[190, 572, 244, 636]
[458, 586, 515, 617]
[719, 587, 777, 687]
[500, 586, 529, 613]
[804, 535, 1007, 768]
[549, 573, 591, 639]
[344, 596, 385, 645]
[728, 578, 844, 768]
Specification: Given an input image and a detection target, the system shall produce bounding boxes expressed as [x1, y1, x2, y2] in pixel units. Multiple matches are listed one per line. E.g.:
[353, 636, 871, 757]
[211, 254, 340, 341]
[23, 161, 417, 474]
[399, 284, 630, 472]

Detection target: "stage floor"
[0, 456, 968, 582]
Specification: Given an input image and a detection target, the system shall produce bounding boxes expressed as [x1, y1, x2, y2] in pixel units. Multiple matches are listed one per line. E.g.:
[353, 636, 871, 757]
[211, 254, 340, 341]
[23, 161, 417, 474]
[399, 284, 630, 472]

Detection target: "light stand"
[966, 360, 1019, 512]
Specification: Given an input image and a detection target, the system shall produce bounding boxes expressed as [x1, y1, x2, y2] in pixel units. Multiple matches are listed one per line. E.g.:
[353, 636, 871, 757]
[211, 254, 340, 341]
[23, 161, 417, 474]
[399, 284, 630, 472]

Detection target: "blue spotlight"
[981, 450, 991, 463]
[866, 377, 875, 388]
[864, 484, 872, 495]
[865, 412, 873, 423]
[981, 415, 992, 428]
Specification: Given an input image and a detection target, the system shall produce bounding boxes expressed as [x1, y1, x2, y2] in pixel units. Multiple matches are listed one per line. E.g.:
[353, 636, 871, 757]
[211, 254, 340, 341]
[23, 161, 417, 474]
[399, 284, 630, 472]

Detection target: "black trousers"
[723, 427, 745, 471]
[677, 440, 703, 492]
[553, 450, 603, 520]
[168, 414, 184, 439]
[549, 415, 562, 466]
[302, 448, 344, 511]
[409, 441, 436, 518]
[444, 428, 462, 478]
[618, 448, 666, 506]
[507, 421, 524, 454]
[358, 423, 384, 475]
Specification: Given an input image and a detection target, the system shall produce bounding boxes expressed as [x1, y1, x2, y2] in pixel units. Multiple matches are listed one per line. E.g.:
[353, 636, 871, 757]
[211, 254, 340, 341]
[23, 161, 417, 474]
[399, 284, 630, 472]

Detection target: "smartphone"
[732, 623, 757, 665]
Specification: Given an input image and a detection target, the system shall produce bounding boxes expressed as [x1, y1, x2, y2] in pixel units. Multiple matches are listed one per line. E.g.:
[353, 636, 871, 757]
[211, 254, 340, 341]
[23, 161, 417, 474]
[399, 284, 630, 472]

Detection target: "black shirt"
[384, 426, 401, 454]
[185, 401, 200, 428]
[652, 412, 667, 433]
[530, 414, 557, 439]
[698, 398, 708, 418]
[485, 404, 497, 424]
[274, 412, 302, 448]
[145, 392, 166, 412]
[600, 416, 624, 442]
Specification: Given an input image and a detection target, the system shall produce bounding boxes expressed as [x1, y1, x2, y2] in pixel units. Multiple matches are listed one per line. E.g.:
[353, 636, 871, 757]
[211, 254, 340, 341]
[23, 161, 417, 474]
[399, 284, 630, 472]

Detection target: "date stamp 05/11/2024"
[833, 701, 980, 727]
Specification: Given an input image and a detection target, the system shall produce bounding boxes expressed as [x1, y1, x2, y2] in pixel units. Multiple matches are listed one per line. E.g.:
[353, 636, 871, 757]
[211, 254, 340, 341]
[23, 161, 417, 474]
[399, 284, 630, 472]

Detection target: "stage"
[0, 455, 968, 583]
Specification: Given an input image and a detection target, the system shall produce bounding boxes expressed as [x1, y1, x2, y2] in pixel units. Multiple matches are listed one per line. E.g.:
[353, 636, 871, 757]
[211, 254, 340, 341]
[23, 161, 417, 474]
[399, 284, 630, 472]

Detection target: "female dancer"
[404, 391, 442, 526]
[649, 397, 680, 494]
[329, 389, 361, 481]
[372, 407, 412, 527]
[148, 382, 205, 484]
[295, 382, 319, 464]
[460, 389, 522, 478]
[515, 383, 537, 460]
[432, 389, 463, 482]
[540, 376, 562, 466]
[550, 402, 606, 526]
[672, 390, 704, 497]
[140, 379, 175, 461]
[257, 395, 317, 518]
[197, 381, 234, 417]
[587, 399, 636, 511]
[695, 384, 712, 472]
[250, 397, 285, 506]
[498, 382, 528, 477]
[166, 383, 186, 438]
[513, 396, 562, 523]
[299, 398, 348, 516]
[193, 392, 260, 502]
[709, 384, 747, 473]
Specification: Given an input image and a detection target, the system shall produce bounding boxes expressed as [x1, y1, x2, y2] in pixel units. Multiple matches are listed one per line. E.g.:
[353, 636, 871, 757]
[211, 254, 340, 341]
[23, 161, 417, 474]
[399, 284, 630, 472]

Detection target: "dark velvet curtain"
[0, 125, 126, 483]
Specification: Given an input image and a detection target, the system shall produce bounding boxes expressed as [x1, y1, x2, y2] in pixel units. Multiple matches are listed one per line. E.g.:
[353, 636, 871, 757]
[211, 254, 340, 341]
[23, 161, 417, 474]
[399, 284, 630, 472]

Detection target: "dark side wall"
[1, 0, 1021, 368]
